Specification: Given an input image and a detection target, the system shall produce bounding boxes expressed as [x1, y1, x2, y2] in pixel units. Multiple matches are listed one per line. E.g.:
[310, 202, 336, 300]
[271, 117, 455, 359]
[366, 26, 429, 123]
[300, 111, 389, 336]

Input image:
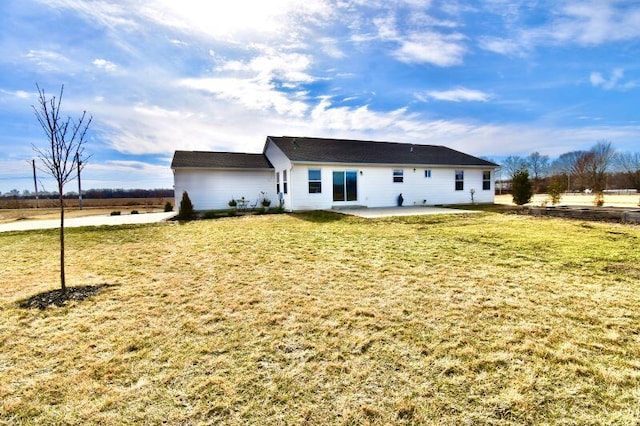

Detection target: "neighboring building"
[172, 136, 499, 211]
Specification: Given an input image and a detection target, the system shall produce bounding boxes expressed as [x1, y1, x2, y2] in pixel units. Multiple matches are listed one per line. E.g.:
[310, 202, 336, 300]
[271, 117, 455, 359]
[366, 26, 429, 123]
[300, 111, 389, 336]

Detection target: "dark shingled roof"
[268, 136, 498, 167]
[171, 151, 273, 169]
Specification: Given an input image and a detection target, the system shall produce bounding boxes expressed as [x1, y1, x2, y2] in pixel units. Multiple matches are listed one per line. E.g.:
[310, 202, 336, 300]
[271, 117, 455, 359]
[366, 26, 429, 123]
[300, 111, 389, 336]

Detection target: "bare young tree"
[32, 84, 92, 292]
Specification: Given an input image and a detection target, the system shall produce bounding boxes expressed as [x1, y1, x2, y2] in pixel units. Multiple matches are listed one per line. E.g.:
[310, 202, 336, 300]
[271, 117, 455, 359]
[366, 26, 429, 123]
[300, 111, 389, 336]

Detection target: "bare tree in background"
[32, 84, 92, 292]
[551, 150, 587, 191]
[502, 155, 528, 179]
[617, 152, 640, 191]
[526, 152, 550, 181]
[585, 141, 615, 193]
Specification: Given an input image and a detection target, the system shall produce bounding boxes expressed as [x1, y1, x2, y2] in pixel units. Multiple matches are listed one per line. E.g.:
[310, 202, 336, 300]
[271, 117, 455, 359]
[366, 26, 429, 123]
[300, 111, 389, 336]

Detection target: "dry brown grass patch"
[1, 213, 640, 424]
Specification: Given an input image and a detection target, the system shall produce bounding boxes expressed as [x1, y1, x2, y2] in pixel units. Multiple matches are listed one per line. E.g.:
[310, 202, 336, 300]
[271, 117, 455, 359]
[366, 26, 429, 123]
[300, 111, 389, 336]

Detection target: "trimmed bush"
[110, 211, 121, 216]
[178, 191, 195, 220]
[164, 201, 173, 212]
[512, 169, 533, 206]
[131, 210, 139, 215]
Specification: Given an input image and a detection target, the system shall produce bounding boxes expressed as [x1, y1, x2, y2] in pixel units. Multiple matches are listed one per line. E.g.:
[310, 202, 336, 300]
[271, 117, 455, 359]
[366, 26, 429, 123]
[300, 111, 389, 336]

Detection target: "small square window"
[308, 169, 322, 193]
[393, 169, 404, 183]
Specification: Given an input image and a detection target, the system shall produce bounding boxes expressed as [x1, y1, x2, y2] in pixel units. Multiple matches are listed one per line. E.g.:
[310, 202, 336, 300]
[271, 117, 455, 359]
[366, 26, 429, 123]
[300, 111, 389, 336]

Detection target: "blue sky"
[1, 0, 639, 193]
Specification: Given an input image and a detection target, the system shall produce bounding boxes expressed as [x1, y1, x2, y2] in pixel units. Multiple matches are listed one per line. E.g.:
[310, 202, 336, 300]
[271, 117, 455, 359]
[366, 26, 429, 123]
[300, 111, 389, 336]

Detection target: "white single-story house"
[171, 136, 499, 211]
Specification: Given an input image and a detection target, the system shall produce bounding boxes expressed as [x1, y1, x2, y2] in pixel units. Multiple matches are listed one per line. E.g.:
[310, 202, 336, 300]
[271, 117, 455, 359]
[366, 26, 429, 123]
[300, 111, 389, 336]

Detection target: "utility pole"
[76, 152, 83, 209]
[32, 159, 39, 208]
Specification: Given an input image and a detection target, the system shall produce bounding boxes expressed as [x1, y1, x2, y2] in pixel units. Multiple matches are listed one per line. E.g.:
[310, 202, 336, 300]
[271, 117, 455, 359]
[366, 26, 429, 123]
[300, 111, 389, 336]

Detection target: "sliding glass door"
[333, 171, 357, 202]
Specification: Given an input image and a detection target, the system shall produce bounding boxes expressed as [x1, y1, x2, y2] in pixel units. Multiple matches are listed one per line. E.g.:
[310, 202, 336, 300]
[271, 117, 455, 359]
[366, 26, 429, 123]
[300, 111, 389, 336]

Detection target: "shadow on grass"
[446, 203, 521, 213]
[18, 283, 116, 310]
[291, 210, 351, 223]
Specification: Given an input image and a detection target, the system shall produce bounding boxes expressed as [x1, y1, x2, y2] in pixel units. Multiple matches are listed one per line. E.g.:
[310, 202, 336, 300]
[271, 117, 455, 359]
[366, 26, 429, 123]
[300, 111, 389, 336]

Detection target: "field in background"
[1, 212, 640, 424]
[495, 193, 640, 208]
[0, 197, 171, 223]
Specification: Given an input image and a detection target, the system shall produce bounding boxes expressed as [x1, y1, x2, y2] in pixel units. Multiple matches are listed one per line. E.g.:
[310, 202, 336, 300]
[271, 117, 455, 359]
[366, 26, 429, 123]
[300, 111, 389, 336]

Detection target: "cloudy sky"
[1, 0, 639, 193]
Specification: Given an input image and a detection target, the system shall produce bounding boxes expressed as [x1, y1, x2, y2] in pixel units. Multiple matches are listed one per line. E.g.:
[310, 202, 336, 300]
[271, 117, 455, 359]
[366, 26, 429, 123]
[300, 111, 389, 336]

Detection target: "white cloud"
[392, 32, 466, 66]
[318, 37, 346, 58]
[480, 1, 640, 56]
[93, 58, 117, 72]
[140, 0, 333, 42]
[180, 77, 309, 118]
[217, 51, 315, 84]
[478, 36, 526, 56]
[373, 14, 398, 39]
[419, 87, 491, 102]
[37, 0, 138, 30]
[552, 1, 640, 45]
[0, 89, 31, 99]
[309, 98, 409, 131]
[24, 49, 70, 71]
[590, 69, 637, 90]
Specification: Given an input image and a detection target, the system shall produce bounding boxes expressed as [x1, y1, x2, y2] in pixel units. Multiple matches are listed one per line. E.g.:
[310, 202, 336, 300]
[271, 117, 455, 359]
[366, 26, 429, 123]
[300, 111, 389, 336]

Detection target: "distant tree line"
[499, 140, 640, 194]
[0, 188, 174, 199]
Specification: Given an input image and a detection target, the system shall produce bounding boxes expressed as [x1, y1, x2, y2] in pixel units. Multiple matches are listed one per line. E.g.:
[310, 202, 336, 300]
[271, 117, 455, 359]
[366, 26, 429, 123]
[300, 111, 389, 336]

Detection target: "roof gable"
[267, 136, 498, 167]
[171, 151, 273, 169]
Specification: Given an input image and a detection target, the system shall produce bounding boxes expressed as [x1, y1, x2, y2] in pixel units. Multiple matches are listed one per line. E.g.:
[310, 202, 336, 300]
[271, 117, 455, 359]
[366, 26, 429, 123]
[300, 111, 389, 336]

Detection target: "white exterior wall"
[264, 142, 293, 210]
[174, 168, 275, 211]
[287, 163, 495, 210]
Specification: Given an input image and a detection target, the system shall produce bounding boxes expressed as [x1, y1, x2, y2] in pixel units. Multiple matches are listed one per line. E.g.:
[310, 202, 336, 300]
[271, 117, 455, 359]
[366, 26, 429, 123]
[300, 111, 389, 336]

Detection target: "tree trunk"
[59, 190, 66, 292]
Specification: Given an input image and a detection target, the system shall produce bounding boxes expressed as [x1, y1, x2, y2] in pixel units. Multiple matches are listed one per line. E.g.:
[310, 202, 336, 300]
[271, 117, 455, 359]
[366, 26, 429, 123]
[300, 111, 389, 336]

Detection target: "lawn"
[1, 212, 639, 424]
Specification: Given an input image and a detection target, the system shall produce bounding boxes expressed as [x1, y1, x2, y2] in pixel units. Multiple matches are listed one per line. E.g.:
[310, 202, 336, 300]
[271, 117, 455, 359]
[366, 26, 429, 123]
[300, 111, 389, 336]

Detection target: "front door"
[333, 171, 357, 202]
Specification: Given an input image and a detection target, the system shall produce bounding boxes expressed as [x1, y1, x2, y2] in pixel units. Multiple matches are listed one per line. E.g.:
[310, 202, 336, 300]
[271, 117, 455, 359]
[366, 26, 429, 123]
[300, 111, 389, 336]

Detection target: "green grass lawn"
[1, 212, 640, 424]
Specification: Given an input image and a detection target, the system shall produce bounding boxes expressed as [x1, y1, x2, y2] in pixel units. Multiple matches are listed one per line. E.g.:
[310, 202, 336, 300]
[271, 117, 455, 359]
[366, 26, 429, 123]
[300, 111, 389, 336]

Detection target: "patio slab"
[331, 206, 481, 218]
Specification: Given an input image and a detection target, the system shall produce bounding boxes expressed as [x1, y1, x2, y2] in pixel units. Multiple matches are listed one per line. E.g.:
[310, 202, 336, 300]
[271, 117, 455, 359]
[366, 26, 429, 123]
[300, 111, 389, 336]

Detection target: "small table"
[237, 199, 249, 211]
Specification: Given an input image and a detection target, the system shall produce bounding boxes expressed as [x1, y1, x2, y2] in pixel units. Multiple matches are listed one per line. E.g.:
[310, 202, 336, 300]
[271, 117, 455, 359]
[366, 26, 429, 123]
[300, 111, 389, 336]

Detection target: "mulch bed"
[18, 284, 113, 310]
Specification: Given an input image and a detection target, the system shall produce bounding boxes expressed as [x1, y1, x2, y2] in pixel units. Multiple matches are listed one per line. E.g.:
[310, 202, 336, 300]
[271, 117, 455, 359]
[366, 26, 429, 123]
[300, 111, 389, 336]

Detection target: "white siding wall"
[287, 164, 495, 210]
[264, 142, 293, 209]
[174, 169, 275, 211]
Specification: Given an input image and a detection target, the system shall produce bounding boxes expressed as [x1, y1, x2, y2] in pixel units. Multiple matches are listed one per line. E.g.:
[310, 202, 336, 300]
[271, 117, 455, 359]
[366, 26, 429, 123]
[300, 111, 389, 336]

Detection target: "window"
[455, 170, 464, 191]
[276, 172, 280, 193]
[393, 169, 404, 183]
[283, 170, 288, 194]
[482, 171, 491, 190]
[424, 170, 432, 178]
[308, 169, 322, 193]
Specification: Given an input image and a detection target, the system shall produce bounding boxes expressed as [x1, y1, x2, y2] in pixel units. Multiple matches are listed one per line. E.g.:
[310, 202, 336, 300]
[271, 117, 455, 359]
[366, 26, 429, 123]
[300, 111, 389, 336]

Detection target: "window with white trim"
[482, 171, 491, 190]
[308, 169, 321, 193]
[393, 169, 404, 183]
[283, 170, 288, 194]
[276, 172, 280, 193]
[455, 170, 464, 191]
[425, 170, 432, 178]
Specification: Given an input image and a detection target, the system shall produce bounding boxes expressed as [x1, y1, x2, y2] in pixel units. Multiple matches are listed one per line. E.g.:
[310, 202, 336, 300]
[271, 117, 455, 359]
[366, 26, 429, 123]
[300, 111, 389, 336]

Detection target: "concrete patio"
[331, 205, 482, 218]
